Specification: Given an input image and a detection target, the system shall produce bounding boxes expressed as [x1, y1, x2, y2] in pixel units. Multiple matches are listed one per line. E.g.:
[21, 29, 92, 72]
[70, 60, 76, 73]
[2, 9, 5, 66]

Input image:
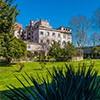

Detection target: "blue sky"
[15, 0, 100, 29]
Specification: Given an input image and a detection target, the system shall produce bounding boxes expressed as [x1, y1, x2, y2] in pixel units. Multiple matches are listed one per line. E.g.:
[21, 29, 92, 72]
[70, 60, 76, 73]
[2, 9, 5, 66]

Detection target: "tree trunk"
[6, 58, 12, 64]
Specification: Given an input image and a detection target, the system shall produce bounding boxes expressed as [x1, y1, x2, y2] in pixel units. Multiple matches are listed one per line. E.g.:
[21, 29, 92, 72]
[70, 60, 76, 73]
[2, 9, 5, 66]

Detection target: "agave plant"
[5, 64, 100, 100]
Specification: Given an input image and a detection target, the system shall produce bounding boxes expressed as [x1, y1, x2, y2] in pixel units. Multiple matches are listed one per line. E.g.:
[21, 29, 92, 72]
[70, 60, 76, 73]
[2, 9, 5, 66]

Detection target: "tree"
[27, 51, 35, 60]
[92, 46, 100, 58]
[0, 0, 26, 63]
[0, 34, 26, 63]
[48, 42, 76, 61]
[91, 8, 100, 46]
[63, 42, 76, 60]
[91, 33, 100, 46]
[48, 41, 62, 61]
[92, 7, 100, 30]
[0, 0, 19, 34]
[69, 16, 91, 47]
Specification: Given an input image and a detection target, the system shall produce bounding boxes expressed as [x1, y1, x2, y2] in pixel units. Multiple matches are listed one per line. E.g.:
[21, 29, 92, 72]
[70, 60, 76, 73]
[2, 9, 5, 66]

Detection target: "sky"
[15, 0, 100, 29]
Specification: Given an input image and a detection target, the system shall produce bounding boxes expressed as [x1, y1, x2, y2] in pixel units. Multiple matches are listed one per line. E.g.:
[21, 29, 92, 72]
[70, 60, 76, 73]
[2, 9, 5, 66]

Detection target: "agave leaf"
[14, 75, 36, 99]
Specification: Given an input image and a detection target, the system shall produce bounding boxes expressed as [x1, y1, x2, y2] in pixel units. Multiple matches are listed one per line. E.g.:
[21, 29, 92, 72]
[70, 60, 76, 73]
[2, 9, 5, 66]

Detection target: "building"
[25, 19, 72, 52]
[81, 46, 100, 59]
[14, 23, 23, 38]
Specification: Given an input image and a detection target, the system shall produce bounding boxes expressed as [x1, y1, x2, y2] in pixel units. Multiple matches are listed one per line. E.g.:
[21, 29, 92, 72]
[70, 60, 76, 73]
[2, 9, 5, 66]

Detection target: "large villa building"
[24, 19, 72, 53]
[14, 20, 72, 53]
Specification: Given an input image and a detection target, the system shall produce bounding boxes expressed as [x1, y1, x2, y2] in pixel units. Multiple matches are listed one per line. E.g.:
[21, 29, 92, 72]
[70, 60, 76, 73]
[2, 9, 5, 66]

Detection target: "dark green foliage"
[27, 51, 35, 60]
[48, 41, 76, 61]
[0, 0, 26, 63]
[92, 46, 100, 55]
[0, 0, 19, 34]
[91, 46, 100, 59]
[6, 64, 100, 100]
[38, 51, 46, 61]
[0, 34, 27, 63]
[48, 41, 62, 61]
[62, 42, 76, 60]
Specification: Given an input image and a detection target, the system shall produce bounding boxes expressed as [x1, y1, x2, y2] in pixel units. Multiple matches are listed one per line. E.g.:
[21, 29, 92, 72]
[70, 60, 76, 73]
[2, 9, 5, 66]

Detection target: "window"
[46, 32, 49, 36]
[47, 40, 49, 45]
[62, 41, 66, 46]
[41, 40, 43, 43]
[63, 34, 66, 38]
[63, 28, 66, 30]
[68, 29, 70, 31]
[28, 33, 30, 35]
[58, 34, 60, 37]
[40, 31, 44, 35]
[52, 33, 55, 36]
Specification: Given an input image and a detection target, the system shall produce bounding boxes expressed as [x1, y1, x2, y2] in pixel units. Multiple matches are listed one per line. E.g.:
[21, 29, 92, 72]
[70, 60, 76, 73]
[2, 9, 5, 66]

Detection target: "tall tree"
[0, 0, 26, 63]
[0, 0, 19, 34]
[0, 34, 26, 63]
[91, 33, 100, 46]
[91, 8, 100, 46]
[69, 16, 91, 47]
[92, 7, 100, 30]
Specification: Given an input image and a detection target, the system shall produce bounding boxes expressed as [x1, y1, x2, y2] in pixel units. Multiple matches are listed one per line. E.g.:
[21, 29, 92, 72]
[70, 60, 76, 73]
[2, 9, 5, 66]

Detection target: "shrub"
[5, 64, 100, 100]
[27, 51, 35, 60]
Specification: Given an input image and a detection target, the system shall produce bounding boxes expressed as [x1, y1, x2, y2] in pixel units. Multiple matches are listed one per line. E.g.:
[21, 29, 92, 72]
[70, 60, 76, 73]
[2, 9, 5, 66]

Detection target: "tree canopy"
[0, 0, 26, 63]
[48, 41, 76, 61]
[69, 16, 91, 47]
[48, 41, 62, 61]
[90, 8, 100, 46]
[0, 0, 19, 34]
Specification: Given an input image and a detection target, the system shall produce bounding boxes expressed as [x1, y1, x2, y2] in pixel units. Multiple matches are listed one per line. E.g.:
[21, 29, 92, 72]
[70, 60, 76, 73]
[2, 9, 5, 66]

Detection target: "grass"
[0, 59, 100, 99]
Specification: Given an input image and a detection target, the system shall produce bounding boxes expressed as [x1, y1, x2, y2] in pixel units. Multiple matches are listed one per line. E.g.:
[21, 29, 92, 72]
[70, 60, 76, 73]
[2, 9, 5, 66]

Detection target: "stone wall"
[72, 56, 83, 61]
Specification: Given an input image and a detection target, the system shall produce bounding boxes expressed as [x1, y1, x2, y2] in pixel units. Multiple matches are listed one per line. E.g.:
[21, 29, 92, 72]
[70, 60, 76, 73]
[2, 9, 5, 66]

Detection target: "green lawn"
[0, 59, 100, 99]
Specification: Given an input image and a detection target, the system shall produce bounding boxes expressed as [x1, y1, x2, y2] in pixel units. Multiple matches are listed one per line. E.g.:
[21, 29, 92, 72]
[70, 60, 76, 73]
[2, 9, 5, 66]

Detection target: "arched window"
[62, 41, 66, 46]
[46, 32, 49, 36]
[52, 33, 55, 36]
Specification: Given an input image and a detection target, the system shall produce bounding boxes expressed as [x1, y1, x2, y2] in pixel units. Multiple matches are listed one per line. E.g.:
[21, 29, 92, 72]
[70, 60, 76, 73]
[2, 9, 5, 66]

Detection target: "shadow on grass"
[0, 77, 100, 100]
[0, 63, 16, 67]
[0, 86, 33, 100]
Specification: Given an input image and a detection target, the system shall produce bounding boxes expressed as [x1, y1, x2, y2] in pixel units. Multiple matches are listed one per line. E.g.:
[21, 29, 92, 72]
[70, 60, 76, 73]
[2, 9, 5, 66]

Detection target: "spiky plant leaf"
[5, 64, 100, 100]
